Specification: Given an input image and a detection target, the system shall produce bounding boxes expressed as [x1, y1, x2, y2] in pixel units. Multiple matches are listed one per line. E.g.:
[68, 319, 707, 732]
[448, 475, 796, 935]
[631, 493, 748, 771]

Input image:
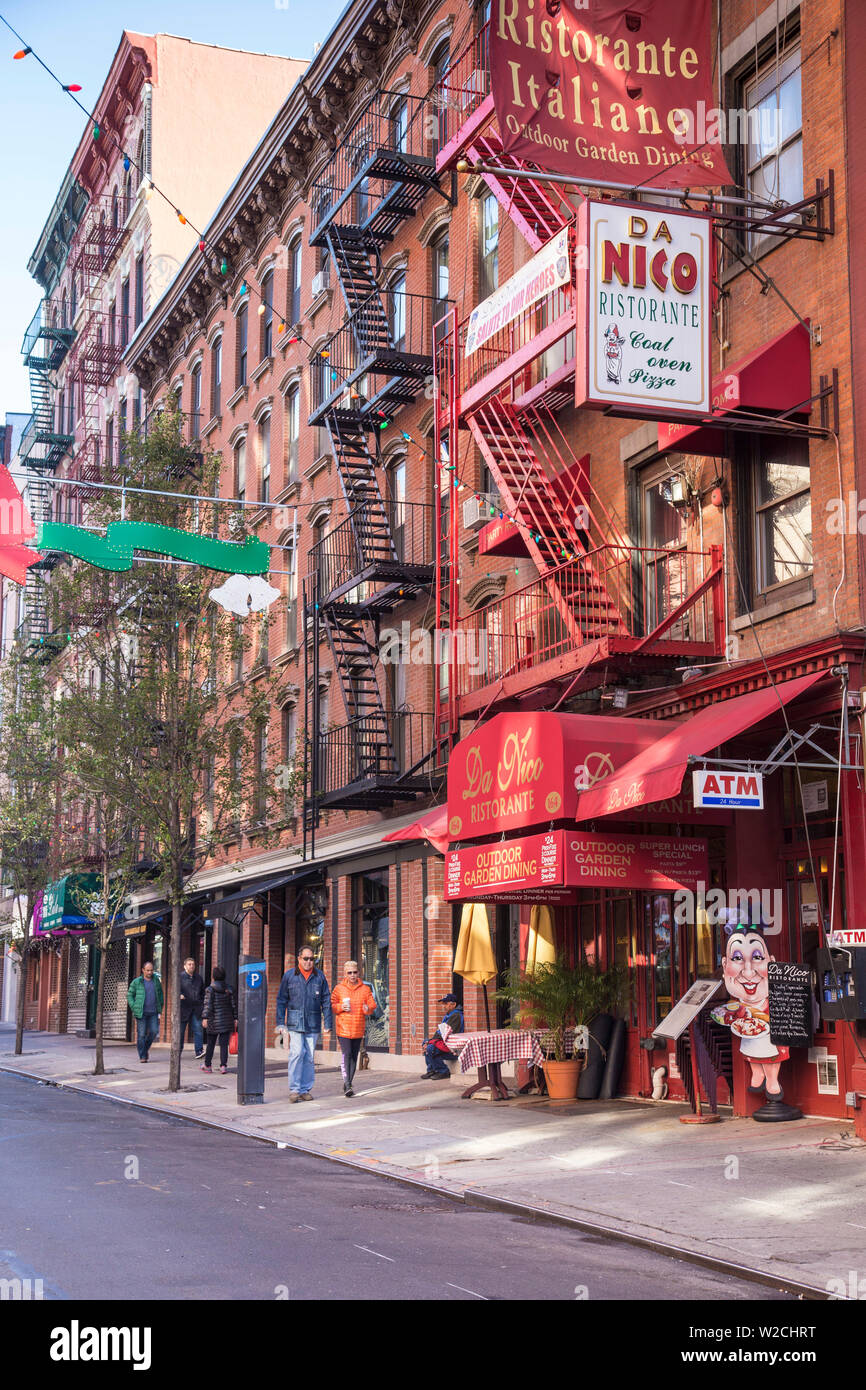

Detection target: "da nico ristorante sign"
[575, 200, 712, 419]
[445, 829, 708, 903]
[489, 0, 732, 189]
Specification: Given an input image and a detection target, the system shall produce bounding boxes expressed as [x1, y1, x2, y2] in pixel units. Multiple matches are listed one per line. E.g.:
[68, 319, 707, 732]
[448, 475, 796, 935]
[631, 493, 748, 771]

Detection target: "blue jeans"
[288, 1031, 318, 1094]
[181, 1013, 203, 1054]
[424, 1041, 450, 1076]
[136, 1012, 160, 1060]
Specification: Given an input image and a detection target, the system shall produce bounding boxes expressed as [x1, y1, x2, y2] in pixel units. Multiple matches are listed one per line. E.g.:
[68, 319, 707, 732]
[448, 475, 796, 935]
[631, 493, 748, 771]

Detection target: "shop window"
[296, 880, 327, 968]
[352, 870, 389, 1049]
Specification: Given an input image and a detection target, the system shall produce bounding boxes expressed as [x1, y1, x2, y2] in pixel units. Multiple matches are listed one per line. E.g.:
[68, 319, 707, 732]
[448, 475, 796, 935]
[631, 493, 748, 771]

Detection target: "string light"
[13, 47, 31, 59]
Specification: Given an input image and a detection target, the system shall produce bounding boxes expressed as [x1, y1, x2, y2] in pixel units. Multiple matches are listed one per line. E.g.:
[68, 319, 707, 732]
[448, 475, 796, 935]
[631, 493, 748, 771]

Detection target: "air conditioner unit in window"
[311, 270, 327, 299]
[462, 495, 489, 531]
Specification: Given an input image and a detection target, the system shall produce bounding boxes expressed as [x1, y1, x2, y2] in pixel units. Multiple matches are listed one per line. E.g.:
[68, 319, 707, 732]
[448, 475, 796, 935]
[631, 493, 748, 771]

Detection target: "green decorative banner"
[37, 519, 270, 575]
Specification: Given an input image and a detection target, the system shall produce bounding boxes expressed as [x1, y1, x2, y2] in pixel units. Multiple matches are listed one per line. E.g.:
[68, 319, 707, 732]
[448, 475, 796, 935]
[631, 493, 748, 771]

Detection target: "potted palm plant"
[495, 957, 626, 1100]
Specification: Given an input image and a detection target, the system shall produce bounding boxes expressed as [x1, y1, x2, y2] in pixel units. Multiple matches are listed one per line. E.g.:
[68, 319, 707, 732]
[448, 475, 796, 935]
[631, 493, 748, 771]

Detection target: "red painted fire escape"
[433, 20, 724, 737]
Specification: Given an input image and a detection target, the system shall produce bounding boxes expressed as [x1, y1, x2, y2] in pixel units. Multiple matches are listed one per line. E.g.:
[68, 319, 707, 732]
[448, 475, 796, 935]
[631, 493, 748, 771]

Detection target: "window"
[430, 39, 451, 156]
[388, 272, 406, 351]
[253, 720, 269, 821]
[61, 291, 68, 330]
[109, 301, 116, 347]
[134, 253, 144, 329]
[133, 386, 143, 434]
[314, 195, 331, 289]
[229, 724, 243, 827]
[642, 464, 688, 635]
[742, 40, 802, 251]
[287, 239, 302, 325]
[391, 96, 408, 154]
[390, 457, 407, 560]
[234, 437, 247, 502]
[106, 417, 114, 469]
[211, 337, 222, 417]
[281, 704, 297, 810]
[753, 437, 812, 591]
[432, 230, 449, 324]
[479, 193, 499, 298]
[111, 190, 119, 231]
[284, 540, 297, 647]
[70, 276, 77, 324]
[230, 617, 244, 686]
[259, 414, 271, 504]
[236, 304, 248, 387]
[191, 362, 202, 439]
[260, 270, 274, 359]
[120, 279, 130, 349]
[284, 384, 299, 481]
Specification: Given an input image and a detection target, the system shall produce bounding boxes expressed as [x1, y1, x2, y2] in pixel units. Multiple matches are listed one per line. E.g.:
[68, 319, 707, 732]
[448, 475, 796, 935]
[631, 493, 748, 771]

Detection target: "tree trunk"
[168, 900, 182, 1092]
[14, 947, 28, 1056]
[94, 934, 108, 1075]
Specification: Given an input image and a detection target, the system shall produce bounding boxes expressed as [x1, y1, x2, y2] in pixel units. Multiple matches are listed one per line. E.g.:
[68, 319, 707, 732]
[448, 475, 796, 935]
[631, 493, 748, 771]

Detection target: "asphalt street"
[0, 1072, 791, 1301]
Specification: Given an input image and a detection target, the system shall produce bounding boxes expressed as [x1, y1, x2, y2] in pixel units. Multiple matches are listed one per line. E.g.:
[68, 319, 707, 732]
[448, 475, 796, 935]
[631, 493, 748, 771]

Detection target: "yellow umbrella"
[526, 905, 556, 975]
[453, 902, 497, 1028]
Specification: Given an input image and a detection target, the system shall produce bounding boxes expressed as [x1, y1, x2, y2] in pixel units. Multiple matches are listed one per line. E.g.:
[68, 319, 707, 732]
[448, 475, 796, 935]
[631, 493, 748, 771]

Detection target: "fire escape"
[433, 20, 725, 737]
[303, 88, 452, 838]
[16, 302, 76, 654]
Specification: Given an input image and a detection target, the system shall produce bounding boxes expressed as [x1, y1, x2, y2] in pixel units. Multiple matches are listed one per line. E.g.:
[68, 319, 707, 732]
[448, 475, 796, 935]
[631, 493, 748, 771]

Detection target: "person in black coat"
[201, 966, 237, 1074]
[180, 957, 205, 1058]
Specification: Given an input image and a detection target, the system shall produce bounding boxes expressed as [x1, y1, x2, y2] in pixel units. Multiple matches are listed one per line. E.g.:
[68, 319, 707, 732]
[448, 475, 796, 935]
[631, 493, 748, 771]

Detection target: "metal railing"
[21, 303, 76, 369]
[308, 501, 433, 602]
[433, 19, 491, 167]
[446, 546, 721, 705]
[71, 193, 131, 278]
[310, 89, 434, 242]
[309, 289, 437, 419]
[435, 269, 575, 415]
[312, 710, 434, 795]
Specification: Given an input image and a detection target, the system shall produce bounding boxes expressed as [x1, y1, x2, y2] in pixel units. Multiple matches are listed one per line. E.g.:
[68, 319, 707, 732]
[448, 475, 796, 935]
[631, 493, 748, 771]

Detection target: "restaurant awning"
[657, 323, 812, 456]
[381, 806, 449, 855]
[573, 671, 828, 822]
[447, 710, 679, 841]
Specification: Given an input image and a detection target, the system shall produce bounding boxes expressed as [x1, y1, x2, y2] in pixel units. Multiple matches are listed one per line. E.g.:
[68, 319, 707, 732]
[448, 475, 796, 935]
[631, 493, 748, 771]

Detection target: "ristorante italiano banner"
[490, 0, 732, 189]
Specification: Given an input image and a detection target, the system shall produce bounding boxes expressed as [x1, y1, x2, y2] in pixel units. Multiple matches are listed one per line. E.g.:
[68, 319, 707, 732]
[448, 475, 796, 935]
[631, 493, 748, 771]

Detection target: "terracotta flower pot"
[543, 1057, 583, 1101]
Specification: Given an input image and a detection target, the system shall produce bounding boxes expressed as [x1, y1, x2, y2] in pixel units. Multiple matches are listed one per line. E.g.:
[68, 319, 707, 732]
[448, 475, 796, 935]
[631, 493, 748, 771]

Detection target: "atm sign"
[692, 769, 764, 810]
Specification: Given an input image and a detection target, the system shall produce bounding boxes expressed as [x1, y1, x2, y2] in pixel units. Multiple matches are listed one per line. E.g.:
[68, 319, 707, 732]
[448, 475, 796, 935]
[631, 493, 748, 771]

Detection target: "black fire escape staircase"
[304, 91, 451, 830]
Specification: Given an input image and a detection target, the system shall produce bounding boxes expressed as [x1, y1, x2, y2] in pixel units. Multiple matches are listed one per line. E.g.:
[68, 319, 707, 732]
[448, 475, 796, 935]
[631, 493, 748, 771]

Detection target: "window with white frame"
[285, 384, 299, 481]
[742, 37, 802, 250]
[752, 436, 812, 592]
[479, 193, 499, 298]
[259, 414, 271, 504]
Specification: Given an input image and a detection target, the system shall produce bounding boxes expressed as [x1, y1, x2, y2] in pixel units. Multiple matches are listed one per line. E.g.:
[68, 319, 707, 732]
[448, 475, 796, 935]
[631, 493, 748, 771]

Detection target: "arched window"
[258, 413, 271, 504]
[236, 303, 248, 387]
[211, 336, 222, 417]
[260, 269, 274, 359]
[284, 383, 299, 482]
[287, 238, 302, 324]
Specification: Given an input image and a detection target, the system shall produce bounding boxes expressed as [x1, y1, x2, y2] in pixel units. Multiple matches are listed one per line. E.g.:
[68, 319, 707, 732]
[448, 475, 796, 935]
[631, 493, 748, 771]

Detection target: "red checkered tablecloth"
[457, 1029, 546, 1073]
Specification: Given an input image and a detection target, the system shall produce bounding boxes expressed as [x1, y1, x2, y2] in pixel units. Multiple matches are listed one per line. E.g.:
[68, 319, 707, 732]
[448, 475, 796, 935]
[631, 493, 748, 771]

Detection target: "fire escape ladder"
[467, 395, 628, 644]
[322, 609, 398, 779]
[324, 415, 397, 568]
[467, 135, 581, 253]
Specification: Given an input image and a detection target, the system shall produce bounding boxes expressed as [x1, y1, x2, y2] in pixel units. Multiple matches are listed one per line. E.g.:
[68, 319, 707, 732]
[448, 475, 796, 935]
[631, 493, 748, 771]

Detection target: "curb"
[0, 1062, 829, 1299]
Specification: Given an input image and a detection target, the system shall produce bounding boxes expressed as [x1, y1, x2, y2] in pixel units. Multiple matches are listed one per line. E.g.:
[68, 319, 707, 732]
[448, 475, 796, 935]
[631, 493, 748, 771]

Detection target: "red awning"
[382, 806, 449, 855]
[657, 323, 812, 456]
[573, 671, 828, 822]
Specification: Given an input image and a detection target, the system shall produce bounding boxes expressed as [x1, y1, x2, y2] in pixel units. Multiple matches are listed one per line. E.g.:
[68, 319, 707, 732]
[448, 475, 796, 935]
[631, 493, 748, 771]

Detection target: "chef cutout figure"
[711, 916, 802, 1121]
[603, 323, 625, 385]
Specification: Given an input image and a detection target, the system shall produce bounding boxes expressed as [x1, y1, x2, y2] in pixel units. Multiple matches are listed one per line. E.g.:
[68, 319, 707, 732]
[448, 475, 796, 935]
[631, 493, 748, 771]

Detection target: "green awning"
[40, 874, 104, 933]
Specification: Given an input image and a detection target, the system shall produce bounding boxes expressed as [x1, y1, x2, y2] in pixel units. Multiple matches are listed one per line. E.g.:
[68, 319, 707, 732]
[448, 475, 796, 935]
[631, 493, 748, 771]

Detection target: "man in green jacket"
[127, 961, 164, 1063]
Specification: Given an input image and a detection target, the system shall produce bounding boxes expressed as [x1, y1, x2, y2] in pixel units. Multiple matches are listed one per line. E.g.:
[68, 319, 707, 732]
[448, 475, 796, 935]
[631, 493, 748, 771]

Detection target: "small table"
[456, 1030, 546, 1101]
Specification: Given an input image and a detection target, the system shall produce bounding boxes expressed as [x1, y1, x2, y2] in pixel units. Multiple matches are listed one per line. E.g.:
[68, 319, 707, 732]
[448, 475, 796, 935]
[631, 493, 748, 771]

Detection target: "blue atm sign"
[692, 769, 764, 810]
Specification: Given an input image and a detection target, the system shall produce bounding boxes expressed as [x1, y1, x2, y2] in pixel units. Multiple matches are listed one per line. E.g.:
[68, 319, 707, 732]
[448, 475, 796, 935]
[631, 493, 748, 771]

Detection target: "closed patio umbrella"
[453, 902, 497, 1029]
[526, 905, 556, 975]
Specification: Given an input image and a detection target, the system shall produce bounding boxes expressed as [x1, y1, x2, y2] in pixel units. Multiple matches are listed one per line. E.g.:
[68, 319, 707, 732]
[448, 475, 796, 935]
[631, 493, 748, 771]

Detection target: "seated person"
[421, 993, 464, 1080]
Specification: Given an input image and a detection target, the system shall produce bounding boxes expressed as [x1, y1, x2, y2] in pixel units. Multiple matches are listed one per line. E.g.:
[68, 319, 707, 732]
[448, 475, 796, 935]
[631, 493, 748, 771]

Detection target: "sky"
[0, 0, 348, 416]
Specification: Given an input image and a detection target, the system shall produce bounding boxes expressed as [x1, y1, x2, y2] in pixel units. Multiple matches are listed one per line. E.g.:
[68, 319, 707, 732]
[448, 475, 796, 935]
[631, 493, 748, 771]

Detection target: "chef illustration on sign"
[603, 323, 625, 384]
[711, 916, 802, 1121]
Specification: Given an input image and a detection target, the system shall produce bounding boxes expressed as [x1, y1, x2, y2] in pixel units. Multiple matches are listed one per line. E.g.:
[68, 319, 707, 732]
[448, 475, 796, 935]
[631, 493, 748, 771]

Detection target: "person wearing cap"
[331, 960, 377, 1098]
[421, 993, 464, 1080]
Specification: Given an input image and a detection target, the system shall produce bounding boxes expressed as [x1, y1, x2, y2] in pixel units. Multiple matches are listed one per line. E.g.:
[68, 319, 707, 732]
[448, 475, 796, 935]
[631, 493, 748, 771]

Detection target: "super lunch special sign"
[576, 200, 712, 420]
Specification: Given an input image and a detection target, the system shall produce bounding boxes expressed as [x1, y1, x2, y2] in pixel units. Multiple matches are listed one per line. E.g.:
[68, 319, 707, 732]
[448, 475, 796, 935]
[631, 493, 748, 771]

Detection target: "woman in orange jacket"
[331, 961, 377, 1097]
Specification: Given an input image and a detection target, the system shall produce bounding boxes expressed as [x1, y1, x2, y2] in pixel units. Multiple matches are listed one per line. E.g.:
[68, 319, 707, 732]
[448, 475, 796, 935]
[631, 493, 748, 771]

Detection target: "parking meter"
[237, 958, 267, 1105]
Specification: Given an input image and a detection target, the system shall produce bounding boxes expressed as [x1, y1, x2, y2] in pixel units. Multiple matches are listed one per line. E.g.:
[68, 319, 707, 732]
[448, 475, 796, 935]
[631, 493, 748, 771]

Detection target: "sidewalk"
[2, 1023, 863, 1297]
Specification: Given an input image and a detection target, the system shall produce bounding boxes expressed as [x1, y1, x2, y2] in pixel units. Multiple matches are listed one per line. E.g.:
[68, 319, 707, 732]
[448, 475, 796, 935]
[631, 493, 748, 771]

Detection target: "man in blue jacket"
[276, 948, 333, 1101]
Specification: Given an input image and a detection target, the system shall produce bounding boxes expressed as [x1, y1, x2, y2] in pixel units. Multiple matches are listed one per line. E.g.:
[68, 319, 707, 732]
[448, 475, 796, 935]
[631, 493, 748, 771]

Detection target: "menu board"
[654, 978, 723, 1041]
[768, 962, 813, 1048]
